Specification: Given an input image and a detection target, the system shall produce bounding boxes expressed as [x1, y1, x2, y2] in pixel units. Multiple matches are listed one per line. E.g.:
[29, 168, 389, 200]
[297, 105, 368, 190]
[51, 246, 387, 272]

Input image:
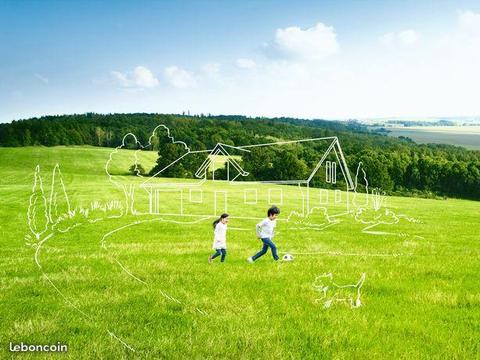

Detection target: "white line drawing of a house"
[140, 137, 354, 220]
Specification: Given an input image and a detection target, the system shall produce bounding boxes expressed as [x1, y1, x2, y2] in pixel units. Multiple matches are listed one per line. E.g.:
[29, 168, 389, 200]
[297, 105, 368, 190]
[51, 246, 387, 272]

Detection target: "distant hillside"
[0, 113, 479, 200]
[0, 113, 370, 148]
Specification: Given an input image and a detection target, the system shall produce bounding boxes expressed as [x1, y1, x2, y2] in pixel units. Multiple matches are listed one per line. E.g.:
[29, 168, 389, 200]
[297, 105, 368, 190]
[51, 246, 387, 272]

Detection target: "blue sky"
[1, 0, 479, 122]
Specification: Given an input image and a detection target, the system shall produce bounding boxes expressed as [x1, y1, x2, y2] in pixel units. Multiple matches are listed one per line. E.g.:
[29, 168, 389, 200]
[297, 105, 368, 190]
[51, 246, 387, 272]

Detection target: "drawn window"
[268, 188, 283, 205]
[320, 189, 328, 204]
[244, 189, 257, 205]
[335, 190, 342, 203]
[189, 189, 203, 203]
[325, 161, 331, 183]
[332, 162, 337, 184]
[325, 161, 337, 184]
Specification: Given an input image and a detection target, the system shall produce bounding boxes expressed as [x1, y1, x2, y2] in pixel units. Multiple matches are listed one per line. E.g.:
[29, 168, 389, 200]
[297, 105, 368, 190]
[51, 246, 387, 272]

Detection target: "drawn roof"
[234, 137, 354, 189]
[194, 143, 249, 178]
[141, 137, 354, 190]
[140, 150, 209, 187]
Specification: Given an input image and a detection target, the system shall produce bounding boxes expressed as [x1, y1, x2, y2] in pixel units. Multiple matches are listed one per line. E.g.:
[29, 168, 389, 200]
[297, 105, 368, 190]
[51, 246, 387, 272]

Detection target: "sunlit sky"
[1, 0, 480, 122]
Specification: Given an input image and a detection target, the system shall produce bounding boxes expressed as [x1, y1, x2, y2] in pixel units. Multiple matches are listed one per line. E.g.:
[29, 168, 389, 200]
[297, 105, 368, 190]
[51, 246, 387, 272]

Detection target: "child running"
[208, 213, 229, 263]
[248, 206, 280, 262]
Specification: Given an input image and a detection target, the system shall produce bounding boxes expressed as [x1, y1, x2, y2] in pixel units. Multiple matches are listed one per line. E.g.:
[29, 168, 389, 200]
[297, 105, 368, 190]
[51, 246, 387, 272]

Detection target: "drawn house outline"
[140, 136, 354, 219]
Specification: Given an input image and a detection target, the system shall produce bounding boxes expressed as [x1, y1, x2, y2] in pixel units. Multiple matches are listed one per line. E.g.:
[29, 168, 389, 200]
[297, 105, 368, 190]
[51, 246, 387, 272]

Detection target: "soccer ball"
[282, 254, 294, 261]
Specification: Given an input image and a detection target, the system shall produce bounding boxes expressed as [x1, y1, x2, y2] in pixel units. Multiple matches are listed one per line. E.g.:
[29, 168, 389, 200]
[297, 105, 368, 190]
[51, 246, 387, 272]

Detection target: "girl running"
[209, 213, 229, 263]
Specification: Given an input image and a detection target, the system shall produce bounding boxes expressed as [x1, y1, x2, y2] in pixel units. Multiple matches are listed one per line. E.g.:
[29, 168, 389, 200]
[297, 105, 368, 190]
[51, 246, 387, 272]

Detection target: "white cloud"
[379, 32, 395, 46]
[458, 10, 480, 36]
[110, 71, 130, 86]
[398, 29, 419, 45]
[202, 63, 221, 77]
[271, 22, 339, 60]
[236, 58, 256, 69]
[111, 66, 159, 88]
[164, 66, 196, 88]
[189, 13, 477, 118]
[379, 29, 419, 47]
[34, 73, 49, 84]
[100, 13, 479, 119]
[132, 66, 159, 88]
[454, 10, 480, 53]
[437, 10, 480, 58]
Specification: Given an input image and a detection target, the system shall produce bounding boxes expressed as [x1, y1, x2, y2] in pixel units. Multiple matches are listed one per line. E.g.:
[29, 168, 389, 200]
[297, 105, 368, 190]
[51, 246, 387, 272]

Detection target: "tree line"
[1, 113, 479, 200]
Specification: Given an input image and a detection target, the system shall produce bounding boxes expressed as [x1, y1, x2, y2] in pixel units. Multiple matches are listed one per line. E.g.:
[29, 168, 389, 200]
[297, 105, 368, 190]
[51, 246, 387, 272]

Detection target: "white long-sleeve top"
[256, 217, 276, 239]
[212, 222, 227, 249]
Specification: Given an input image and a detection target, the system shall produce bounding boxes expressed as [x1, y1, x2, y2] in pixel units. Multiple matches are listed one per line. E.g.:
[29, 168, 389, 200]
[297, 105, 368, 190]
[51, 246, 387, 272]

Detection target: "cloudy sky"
[1, 0, 479, 122]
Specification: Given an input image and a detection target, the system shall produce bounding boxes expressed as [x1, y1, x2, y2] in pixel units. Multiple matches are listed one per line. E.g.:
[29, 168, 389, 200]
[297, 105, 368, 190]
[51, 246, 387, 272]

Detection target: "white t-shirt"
[212, 222, 227, 249]
[256, 218, 276, 239]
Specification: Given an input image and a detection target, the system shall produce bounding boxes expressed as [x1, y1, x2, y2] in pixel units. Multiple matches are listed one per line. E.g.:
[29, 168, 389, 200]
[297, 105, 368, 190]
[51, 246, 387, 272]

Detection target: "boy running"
[248, 206, 280, 262]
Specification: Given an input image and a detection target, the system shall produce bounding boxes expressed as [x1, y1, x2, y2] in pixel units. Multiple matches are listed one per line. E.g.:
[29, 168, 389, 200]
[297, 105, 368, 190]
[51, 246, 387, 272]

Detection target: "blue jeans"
[252, 238, 279, 261]
[212, 248, 227, 262]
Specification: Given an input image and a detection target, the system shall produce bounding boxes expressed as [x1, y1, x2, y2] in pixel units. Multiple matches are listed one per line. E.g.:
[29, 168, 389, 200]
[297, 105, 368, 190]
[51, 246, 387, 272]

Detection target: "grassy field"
[386, 126, 480, 150]
[0, 145, 479, 359]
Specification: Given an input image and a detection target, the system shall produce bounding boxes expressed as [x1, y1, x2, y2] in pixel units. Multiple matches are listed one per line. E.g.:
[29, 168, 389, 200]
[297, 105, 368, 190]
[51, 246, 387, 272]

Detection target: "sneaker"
[247, 257, 254, 263]
[208, 256, 213, 264]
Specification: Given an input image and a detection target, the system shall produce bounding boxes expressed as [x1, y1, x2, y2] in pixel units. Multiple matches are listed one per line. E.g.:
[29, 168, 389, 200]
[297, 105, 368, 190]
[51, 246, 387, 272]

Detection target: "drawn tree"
[353, 186, 406, 235]
[27, 165, 50, 240]
[48, 164, 72, 224]
[356, 150, 394, 191]
[129, 163, 146, 176]
[106, 133, 143, 215]
[353, 162, 369, 208]
[149, 126, 189, 178]
[351, 162, 400, 233]
[371, 188, 386, 211]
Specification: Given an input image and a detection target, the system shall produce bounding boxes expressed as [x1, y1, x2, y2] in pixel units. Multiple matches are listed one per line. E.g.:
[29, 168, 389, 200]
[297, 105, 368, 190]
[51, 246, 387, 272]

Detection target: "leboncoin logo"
[9, 342, 68, 352]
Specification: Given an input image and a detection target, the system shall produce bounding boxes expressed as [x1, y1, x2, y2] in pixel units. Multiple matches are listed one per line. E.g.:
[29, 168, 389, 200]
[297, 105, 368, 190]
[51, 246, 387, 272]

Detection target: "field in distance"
[386, 125, 480, 150]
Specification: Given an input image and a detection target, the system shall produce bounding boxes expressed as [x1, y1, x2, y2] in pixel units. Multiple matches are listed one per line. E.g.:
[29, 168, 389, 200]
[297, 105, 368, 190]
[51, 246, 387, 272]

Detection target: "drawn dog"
[313, 272, 366, 309]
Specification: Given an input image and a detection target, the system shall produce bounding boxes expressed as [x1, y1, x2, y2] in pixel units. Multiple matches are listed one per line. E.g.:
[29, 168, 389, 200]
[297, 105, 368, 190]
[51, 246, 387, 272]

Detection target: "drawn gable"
[194, 143, 249, 181]
[308, 139, 353, 190]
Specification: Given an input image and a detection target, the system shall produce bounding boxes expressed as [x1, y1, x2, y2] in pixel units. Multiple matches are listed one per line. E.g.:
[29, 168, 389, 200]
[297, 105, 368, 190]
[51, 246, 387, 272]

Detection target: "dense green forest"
[1, 113, 479, 200]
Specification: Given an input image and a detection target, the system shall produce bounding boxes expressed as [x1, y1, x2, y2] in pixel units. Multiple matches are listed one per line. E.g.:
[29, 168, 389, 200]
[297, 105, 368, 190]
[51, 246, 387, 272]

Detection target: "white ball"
[282, 254, 294, 261]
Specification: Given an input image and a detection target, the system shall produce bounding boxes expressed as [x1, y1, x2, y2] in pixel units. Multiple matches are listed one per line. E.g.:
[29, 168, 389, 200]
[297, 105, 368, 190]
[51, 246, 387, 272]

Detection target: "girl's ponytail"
[213, 213, 229, 229]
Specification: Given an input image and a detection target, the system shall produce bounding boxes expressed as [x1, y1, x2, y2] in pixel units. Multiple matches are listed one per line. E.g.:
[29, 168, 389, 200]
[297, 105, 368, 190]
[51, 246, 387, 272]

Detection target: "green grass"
[0, 145, 479, 359]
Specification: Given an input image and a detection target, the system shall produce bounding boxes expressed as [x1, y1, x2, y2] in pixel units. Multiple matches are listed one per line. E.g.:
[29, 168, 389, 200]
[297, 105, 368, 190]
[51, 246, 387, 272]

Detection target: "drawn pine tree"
[353, 162, 369, 208]
[27, 165, 49, 240]
[49, 163, 71, 224]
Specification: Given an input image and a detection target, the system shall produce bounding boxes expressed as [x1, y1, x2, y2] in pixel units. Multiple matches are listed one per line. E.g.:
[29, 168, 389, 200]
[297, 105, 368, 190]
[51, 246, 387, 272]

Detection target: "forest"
[1, 113, 479, 200]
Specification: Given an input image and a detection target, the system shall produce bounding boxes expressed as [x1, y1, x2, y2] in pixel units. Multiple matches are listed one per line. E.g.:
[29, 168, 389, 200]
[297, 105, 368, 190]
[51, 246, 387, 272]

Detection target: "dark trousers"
[252, 238, 279, 261]
[212, 248, 227, 262]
